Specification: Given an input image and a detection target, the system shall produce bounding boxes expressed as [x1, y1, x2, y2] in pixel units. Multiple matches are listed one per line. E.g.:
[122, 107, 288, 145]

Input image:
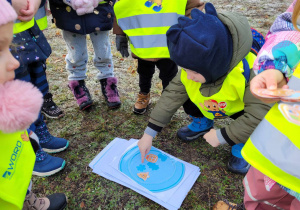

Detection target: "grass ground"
[33, 1, 290, 209]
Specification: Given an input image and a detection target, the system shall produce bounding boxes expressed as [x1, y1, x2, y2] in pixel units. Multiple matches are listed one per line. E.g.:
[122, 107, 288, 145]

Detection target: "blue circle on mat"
[119, 146, 185, 193]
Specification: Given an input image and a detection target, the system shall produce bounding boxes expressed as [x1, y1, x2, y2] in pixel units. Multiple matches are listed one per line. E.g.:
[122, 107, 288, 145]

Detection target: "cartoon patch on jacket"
[199, 99, 228, 118]
[145, 0, 162, 12]
[279, 103, 300, 126]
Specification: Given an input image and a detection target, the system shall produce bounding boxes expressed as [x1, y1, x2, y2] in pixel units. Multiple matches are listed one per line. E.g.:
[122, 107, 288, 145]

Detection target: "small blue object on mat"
[119, 146, 185, 193]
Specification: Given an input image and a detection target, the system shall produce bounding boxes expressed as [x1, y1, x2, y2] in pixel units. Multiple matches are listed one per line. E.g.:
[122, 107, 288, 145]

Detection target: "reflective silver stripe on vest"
[251, 118, 300, 178]
[118, 13, 182, 30]
[35, 6, 46, 20]
[287, 73, 300, 89]
[130, 34, 167, 48]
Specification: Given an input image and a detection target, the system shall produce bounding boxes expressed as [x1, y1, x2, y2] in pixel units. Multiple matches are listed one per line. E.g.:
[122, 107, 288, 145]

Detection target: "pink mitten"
[75, 0, 96, 15]
[63, 0, 103, 15]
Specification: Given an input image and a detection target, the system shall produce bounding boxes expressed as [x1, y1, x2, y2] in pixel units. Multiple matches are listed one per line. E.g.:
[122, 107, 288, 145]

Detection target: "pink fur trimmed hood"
[0, 80, 43, 133]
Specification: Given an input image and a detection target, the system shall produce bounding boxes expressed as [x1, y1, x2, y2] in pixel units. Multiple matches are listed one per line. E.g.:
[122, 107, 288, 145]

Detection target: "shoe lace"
[137, 94, 148, 104]
[223, 199, 245, 210]
[25, 192, 45, 210]
[27, 192, 38, 209]
[75, 82, 90, 98]
[35, 148, 47, 161]
[35, 121, 52, 144]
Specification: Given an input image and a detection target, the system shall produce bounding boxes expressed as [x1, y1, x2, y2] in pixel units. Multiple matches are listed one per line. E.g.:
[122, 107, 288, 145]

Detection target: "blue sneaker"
[228, 143, 250, 174]
[177, 116, 214, 141]
[33, 148, 66, 177]
[35, 120, 69, 153]
[145, 1, 154, 7]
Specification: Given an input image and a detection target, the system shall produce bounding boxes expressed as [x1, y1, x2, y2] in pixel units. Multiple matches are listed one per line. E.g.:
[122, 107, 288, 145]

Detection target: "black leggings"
[137, 58, 178, 93]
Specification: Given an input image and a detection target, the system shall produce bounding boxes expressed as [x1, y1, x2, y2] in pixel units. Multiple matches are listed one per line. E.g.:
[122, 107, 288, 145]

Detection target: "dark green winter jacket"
[145, 11, 271, 145]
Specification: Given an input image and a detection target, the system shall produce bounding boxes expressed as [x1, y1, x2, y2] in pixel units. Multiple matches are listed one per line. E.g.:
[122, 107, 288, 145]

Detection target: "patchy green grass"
[32, 2, 289, 209]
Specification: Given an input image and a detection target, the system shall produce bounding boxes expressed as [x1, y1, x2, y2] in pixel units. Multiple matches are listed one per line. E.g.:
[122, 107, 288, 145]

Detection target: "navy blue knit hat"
[166, 3, 233, 83]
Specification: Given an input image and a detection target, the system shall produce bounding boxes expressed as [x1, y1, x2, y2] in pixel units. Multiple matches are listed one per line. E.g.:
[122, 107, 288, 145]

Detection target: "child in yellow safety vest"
[9, 0, 69, 178]
[0, 1, 67, 209]
[137, 3, 271, 175]
[113, 0, 204, 115]
[213, 0, 300, 209]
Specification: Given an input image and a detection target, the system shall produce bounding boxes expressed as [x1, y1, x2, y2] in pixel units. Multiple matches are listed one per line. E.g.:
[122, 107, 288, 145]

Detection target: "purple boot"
[100, 77, 121, 109]
[68, 80, 93, 110]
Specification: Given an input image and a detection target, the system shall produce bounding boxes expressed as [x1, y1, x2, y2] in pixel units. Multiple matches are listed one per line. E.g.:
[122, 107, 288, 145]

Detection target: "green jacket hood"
[217, 12, 252, 74]
[199, 11, 252, 95]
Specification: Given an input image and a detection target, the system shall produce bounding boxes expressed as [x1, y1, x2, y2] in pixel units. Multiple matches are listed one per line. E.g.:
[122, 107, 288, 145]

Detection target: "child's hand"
[12, 0, 29, 16]
[250, 69, 288, 103]
[203, 129, 220, 147]
[138, 133, 153, 163]
[18, 0, 41, 22]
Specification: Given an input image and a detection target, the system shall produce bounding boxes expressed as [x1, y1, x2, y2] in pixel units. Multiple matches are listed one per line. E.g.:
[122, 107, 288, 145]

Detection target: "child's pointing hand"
[138, 133, 153, 163]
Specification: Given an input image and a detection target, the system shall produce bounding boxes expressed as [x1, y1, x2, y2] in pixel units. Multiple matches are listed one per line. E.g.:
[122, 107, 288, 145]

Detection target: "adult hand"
[18, 0, 41, 22]
[203, 129, 220, 147]
[138, 133, 153, 163]
[116, 35, 129, 58]
[250, 69, 288, 103]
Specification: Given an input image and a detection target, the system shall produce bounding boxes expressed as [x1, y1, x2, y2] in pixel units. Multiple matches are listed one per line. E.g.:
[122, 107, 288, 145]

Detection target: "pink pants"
[243, 167, 300, 210]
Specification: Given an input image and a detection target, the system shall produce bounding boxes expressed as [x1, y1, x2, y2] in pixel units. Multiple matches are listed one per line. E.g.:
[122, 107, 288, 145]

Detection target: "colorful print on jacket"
[11, 22, 51, 67]
[253, 0, 300, 80]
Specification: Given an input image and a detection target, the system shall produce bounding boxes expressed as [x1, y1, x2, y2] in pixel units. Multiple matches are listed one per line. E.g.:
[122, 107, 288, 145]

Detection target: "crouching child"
[137, 3, 271, 174]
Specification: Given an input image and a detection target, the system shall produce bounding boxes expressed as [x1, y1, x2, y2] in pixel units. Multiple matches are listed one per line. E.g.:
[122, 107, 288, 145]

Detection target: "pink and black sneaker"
[68, 80, 93, 110]
[100, 77, 121, 109]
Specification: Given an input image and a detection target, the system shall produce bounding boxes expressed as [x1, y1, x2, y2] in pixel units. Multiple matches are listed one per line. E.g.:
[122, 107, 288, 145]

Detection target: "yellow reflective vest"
[181, 52, 256, 120]
[242, 65, 300, 194]
[0, 130, 35, 210]
[35, 6, 48, 31]
[13, 18, 35, 34]
[114, 0, 187, 59]
[13, 5, 47, 34]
